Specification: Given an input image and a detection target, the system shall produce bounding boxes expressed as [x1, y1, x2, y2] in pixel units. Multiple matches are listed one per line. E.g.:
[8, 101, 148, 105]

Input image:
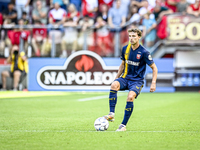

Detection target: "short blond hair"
[127, 28, 142, 37]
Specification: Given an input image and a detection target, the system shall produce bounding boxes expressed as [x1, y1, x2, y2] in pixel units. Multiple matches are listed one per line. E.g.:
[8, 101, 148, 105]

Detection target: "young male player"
[104, 28, 158, 131]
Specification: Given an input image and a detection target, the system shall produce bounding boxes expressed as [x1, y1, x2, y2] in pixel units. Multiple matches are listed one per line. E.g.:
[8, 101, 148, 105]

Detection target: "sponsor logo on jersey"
[125, 60, 140, 66]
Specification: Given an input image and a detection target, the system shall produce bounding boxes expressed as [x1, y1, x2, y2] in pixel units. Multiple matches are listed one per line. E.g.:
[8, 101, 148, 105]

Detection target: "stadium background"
[0, 1, 200, 150]
[0, 0, 200, 91]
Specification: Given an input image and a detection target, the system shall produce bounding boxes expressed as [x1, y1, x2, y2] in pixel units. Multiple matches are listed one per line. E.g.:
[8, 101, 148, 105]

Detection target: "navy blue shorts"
[115, 77, 144, 98]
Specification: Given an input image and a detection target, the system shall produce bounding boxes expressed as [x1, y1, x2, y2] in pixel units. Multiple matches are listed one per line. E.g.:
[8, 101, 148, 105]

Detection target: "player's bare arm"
[149, 63, 158, 92]
[115, 60, 125, 79]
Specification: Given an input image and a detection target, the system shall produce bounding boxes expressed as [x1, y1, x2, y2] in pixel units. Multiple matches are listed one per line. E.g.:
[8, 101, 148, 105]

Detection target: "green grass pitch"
[0, 91, 200, 150]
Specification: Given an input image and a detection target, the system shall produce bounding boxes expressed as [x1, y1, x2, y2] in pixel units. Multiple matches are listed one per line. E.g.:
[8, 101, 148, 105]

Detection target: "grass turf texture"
[0, 92, 200, 150]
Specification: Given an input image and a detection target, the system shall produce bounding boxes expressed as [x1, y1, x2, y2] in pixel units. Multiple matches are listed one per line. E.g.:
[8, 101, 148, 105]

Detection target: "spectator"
[48, 2, 67, 57]
[94, 16, 113, 56]
[1, 2, 17, 54]
[18, 19, 30, 54]
[147, 0, 157, 8]
[50, 0, 67, 10]
[113, 0, 130, 17]
[108, 0, 126, 28]
[98, 0, 114, 9]
[1, 7, 18, 55]
[66, 3, 80, 22]
[22, 12, 29, 25]
[177, 0, 190, 13]
[0, 0, 11, 13]
[5, 19, 30, 54]
[186, 0, 196, 4]
[79, 15, 94, 32]
[82, 0, 98, 18]
[60, 3, 79, 57]
[165, 0, 180, 12]
[15, 0, 31, 19]
[1, 45, 28, 91]
[32, 0, 48, 24]
[155, 0, 167, 7]
[70, 0, 82, 12]
[77, 15, 94, 50]
[127, 5, 140, 24]
[187, 0, 200, 17]
[139, 1, 155, 19]
[3, 2, 17, 25]
[142, 12, 157, 49]
[131, 0, 148, 9]
[48, 2, 67, 32]
[97, 4, 109, 23]
[32, 21, 51, 57]
[153, 4, 173, 20]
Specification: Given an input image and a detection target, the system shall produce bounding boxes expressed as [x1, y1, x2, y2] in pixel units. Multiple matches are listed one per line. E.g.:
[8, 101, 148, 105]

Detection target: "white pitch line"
[0, 130, 199, 133]
[78, 93, 127, 102]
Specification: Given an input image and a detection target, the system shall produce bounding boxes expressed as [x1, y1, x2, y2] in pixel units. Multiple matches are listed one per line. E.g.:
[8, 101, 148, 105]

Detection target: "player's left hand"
[150, 83, 156, 92]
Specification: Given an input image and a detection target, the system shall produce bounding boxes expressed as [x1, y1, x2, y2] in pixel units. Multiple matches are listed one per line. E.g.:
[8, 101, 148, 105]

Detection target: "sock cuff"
[110, 90, 117, 93]
[127, 101, 133, 104]
[126, 102, 133, 107]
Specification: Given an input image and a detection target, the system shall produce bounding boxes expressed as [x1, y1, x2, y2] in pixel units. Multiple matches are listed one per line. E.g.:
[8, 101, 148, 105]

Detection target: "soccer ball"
[94, 117, 109, 131]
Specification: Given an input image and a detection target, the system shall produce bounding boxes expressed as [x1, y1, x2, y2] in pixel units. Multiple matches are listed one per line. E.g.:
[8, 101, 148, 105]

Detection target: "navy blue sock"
[109, 90, 117, 113]
[121, 102, 134, 125]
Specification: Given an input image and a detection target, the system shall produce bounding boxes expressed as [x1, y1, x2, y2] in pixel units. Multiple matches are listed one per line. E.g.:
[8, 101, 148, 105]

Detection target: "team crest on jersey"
[137, 54, 141, 59]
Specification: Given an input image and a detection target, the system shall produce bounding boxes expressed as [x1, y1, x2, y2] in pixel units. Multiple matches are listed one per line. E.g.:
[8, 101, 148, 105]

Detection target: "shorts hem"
[129, 89, 139, 99]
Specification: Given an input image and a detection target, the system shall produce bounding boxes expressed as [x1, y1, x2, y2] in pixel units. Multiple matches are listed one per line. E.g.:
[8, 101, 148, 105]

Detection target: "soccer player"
[104, 28, 158, 131]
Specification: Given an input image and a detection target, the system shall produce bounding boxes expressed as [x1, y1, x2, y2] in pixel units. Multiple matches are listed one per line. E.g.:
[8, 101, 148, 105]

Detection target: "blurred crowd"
[0, 0, 200, 57]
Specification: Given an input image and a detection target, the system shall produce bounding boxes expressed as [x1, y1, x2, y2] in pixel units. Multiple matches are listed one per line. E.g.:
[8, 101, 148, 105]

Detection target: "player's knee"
[127, 93, 137, 102]
[127, 96, 134, 102]
[111, 81, 120, 91]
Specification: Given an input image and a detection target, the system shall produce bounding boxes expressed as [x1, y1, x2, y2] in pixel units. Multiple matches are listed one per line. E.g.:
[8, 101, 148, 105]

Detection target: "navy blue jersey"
[120, 44, 154, 81]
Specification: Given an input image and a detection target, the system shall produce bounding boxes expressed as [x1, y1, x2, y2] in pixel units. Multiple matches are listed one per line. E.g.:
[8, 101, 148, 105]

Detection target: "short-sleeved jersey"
[120, 44, 154, 81]
[49, 8, 67, 22]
